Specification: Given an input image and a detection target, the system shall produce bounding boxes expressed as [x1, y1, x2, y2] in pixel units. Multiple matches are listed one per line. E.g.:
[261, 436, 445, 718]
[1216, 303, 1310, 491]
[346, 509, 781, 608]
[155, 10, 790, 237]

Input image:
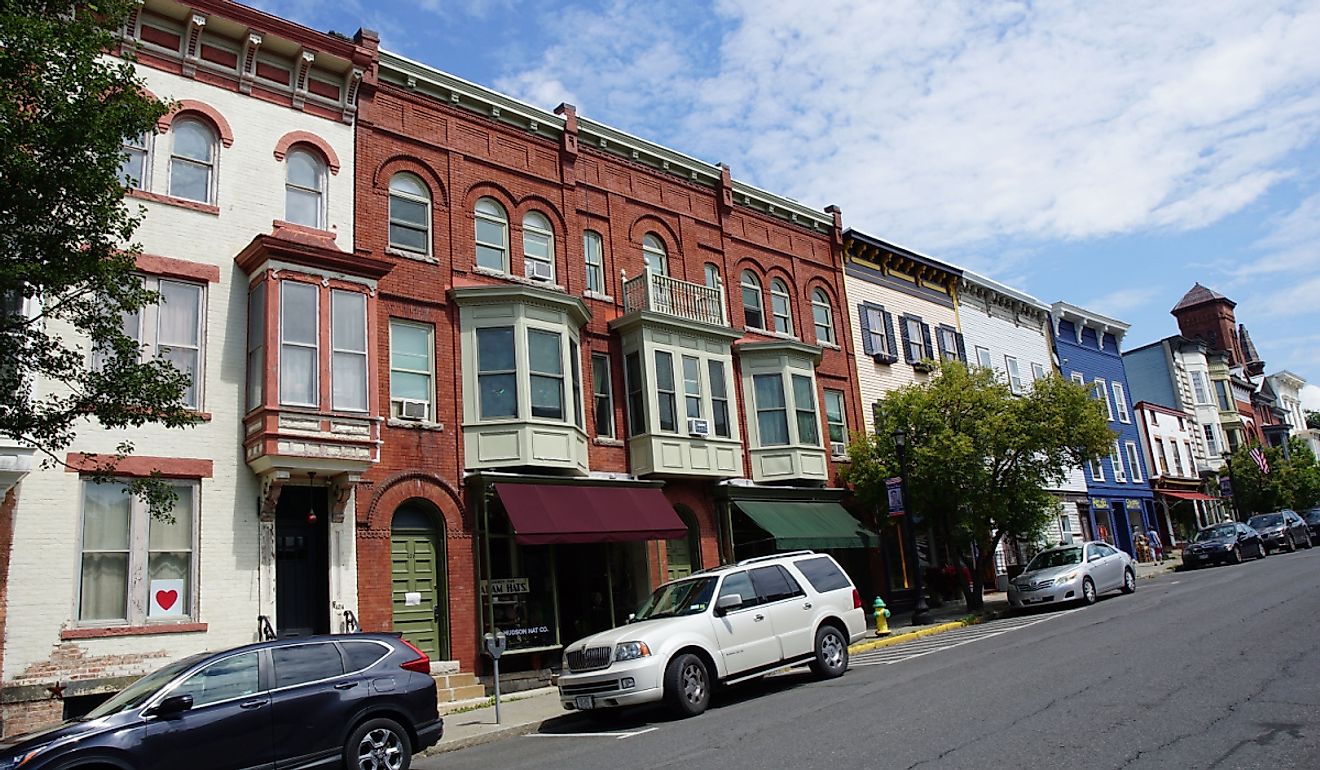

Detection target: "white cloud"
[496, 0, 1320, 252]
[1303, 384, 1320, 412]
[1080, 287, 1161, 319]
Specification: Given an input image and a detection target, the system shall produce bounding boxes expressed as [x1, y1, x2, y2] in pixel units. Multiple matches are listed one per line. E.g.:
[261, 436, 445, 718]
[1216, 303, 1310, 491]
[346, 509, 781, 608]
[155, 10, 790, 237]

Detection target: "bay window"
[754, 374, 789, 446]
[709, 360, 731, 438]
[331, 290, 367, 412]
[528, 329, 564, 419]
[625, 351, 646, 436]
[683, 356, 702, 420]
[246, 288, 264, 411]
[655, 351, 677, 432]
[792, 374, 819, 446]
[477, 327, 517, 419]
[279, 281, 318, 406]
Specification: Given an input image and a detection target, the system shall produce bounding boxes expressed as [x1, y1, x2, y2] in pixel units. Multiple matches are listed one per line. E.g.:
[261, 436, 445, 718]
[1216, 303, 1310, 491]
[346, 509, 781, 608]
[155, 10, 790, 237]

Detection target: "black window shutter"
[898, 316, 912, 362]
[859, 304, 874, 357]
[922, 324, 935, 361]
[882, 311, 898, 359]
[956, 332, 967, 363]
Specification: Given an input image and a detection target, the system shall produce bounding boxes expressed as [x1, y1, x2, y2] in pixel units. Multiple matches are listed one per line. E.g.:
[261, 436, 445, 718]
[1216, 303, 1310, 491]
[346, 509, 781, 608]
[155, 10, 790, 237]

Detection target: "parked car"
[0, 633, 442, 770]
[1302, 508, 1320, 543]
[557, 551, 867, 718]
[1007, 541, 1136, 609]
[1246, 510, 1313, 553]
[1183, 522, 1267, 567]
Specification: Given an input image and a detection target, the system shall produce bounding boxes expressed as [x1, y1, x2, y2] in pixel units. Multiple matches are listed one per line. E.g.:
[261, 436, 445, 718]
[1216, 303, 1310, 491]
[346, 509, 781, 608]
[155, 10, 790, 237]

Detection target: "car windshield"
[82, 654, 208, 719]
[1025, 547, 1082, 571]
[1304, 510, 1320, 524]
[633, 576, 718, 621]
[1196, 524, 1237, 541]
[1248, 514, 1283, 529]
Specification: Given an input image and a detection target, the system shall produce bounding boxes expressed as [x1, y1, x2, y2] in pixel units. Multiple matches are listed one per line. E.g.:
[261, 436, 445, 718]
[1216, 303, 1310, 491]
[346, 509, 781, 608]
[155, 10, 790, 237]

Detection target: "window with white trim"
[528, 328, 564, 420]
[1031, 362, 1047, 382]
[120, 132, 149, 190]
[937, 327, 959, 362]
[280, 281, 318, 407]
[811, 289, 834, 344]
[476, 327, 516, 419]
[976, 346, 993, 370]
[285, 148, 325, 228]
[654, 350, 677, 432]
[708, 360, 731, 438]
[682, 355, 703, 420]
[792, 374, 820, 446]
[1153, 437, 1169, 474]
[591, 353, 615, 438]
[330, 290, 367, 412]
[1088, 455, 1105, 482]
[1111, 442, 1127, 482]
[388, 173, 430, 255]
[625, 351, 646, 436]
[1112, 382, 1131, 423]
[753, 373, 789, 446]
[824, 389, 847, 453]
[741, 271, 764, 330]
[474, 198, 509, 272]
[904, 316, 926, 362]
[770, 279, 793, 336]
[1203, 423, 1218, 455]
[522, 211, 554, 281]
[570, 340, 583, 429]
[78, 479, 198, 624]
[246, 286, 264, 411]
[584, 231, 605, 294]
[1126, 442, 1143, 482]
[642, 233, 667, 275]
[169, 118, 216, 204]
[389, 320, 434, 421]
[1005, 356, 1024, 394]
[1093, 378, 1113, 420]
[98, 277, 206, 410]
[1071, 371, 1085, 385]
[1189, 370, 1211, 405]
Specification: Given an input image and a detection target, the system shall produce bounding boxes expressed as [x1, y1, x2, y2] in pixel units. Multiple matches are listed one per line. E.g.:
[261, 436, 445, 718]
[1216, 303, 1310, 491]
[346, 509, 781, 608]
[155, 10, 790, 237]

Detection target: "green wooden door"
[391, 531, 447, 659]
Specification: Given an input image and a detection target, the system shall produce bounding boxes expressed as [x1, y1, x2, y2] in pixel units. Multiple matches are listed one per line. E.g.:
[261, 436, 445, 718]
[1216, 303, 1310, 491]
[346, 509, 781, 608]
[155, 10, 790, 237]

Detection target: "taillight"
[399, 638, 431, 674]
[852, 588, 863, 609]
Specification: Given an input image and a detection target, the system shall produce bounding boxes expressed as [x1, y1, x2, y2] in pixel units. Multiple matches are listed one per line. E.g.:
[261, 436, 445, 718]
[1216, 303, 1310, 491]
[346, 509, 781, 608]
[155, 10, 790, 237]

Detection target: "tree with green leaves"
[0, 1, 198, 515]
[842, 361, 1114, 610]
[1227, 438, 1320, 517]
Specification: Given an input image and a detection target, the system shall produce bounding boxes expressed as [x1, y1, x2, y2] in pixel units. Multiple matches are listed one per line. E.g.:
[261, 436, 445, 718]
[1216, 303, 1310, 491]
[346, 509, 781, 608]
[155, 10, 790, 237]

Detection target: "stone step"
[434, 672, 480, 689]
[437, 683, 487, 702]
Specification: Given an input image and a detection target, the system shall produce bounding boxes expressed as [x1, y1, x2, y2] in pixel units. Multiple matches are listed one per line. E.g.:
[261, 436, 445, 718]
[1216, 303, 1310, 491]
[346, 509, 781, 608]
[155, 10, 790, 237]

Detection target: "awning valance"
[734, 501, 879, 550]
[1160, 490, 1218, 502]
[493, 483, 688, 545]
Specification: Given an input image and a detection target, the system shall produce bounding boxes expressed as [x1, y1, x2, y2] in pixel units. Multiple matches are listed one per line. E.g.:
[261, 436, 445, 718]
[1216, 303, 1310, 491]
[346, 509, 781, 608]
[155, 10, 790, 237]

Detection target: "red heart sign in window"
[156, 590, 179, 611]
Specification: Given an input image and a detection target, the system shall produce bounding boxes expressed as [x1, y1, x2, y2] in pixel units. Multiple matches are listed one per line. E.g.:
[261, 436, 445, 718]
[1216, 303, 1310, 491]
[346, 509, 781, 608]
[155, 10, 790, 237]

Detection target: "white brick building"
[0, 0, 376, 735]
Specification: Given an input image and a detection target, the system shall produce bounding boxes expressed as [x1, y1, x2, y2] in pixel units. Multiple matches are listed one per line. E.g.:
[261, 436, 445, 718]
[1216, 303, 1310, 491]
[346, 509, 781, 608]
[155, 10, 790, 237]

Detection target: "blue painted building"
[1050, 302, 1155, 557]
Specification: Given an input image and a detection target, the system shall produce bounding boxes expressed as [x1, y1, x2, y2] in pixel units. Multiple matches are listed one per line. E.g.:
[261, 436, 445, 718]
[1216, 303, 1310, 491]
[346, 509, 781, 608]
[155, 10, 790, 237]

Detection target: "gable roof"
[1171, 282, 1234, 313]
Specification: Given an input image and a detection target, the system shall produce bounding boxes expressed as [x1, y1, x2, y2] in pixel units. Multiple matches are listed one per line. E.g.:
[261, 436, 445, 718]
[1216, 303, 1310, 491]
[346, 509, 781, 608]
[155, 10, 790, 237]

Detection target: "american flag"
[1250, 446, 1269, 475]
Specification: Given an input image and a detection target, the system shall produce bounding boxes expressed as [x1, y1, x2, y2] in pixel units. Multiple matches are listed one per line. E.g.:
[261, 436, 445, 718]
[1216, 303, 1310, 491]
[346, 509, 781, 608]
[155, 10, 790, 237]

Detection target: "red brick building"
[352, 51, 871, 684]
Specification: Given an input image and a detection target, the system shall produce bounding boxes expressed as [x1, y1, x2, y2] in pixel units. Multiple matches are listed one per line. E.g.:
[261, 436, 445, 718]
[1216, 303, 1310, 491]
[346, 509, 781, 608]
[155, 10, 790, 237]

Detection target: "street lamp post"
[893, 427, 931, 626]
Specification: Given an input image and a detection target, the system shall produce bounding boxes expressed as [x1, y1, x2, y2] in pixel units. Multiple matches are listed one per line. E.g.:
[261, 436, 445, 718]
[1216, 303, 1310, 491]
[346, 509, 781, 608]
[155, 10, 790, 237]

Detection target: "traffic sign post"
[484, 631, 507, 723]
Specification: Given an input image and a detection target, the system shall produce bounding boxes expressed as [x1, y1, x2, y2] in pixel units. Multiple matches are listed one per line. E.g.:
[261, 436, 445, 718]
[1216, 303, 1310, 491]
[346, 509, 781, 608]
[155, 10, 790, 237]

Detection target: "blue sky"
[257, 0, 1320, 405]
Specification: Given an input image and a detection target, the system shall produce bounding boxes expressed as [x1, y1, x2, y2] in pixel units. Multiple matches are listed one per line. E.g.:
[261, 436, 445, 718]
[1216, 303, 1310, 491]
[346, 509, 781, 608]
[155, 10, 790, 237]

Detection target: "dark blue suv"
[0, 633, 442, 770]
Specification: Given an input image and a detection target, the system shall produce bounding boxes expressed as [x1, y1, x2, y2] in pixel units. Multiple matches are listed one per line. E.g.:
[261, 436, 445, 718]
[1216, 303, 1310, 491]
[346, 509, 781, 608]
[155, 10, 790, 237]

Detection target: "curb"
[423, 719, 550, 756]
[848, 617, 979, 655]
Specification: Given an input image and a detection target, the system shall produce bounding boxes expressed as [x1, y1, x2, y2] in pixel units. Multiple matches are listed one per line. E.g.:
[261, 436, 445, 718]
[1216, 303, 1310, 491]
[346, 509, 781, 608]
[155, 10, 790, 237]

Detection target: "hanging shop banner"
[886, 477, 905, 518]
[1219, 477, 1233, 498]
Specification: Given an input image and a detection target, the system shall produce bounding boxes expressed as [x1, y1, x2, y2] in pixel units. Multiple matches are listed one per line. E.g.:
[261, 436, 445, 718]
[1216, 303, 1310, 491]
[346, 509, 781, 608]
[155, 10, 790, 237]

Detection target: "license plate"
[575, 696, 593, 710]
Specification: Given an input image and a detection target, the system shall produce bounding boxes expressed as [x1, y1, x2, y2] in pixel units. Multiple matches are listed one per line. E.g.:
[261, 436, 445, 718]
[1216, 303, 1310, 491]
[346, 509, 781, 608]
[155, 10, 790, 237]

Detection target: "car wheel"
[345, 718, 412, 770]
[808, 625, 849, 679]
[663, 653, 711, 718]
[1231, 546, 1242, 565]
[1080, 577, 1097, 606]
[1305, 535, 1314, 550]
[1121, 568, 1136, 594]
[1258, 543, 1267, 559]
[1287, 535, 1297, 553]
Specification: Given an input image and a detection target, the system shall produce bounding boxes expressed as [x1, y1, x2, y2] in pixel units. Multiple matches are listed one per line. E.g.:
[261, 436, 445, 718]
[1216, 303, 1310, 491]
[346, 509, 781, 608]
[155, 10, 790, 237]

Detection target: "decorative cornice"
[235, 230, 392, 280]
[449, 283, 591, 327]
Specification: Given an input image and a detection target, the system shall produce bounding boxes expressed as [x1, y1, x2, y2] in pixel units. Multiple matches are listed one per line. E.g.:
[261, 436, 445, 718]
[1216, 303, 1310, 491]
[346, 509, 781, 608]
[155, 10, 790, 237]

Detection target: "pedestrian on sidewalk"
[1147, 527, 1163, 561]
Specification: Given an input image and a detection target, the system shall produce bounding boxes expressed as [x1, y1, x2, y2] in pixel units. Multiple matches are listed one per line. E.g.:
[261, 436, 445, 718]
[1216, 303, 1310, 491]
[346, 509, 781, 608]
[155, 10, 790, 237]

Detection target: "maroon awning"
[1160, 490, 1217, 501]
[493, 483, 688, 545]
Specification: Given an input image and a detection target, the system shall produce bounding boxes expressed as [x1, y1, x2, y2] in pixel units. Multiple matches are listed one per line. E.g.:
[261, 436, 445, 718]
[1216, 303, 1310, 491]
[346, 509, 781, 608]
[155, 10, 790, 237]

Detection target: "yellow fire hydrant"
[873, 597, 892, 637]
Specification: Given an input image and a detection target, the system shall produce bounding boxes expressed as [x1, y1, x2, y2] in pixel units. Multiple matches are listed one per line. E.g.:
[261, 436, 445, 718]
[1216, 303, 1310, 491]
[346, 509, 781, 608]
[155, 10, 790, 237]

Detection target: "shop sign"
[481, 578, 530, 596]
[1125, 499, 1142, 511]
[500, 625, 550, 638]
[1091, 498, 1109, 508]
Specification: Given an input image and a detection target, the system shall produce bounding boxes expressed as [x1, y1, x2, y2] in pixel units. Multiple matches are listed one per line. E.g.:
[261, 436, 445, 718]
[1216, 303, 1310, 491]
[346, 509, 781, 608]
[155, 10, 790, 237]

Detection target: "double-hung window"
[279, 281, 318, 406]
[1093, 378, 1113, 420]
[1111, 442, 1127, 482]
[654, 351, 677, 432]
[976, 346, 993, 370]
[570, 341, 583, 428]
[1089, 455, 1105, 482]
[937, 327, 960, 362]
[169, 118, 216, 204]
[285, 148, 326, 229]
[591, 354, 615, 438]
[1031, 362, 1047, 382]
[584, 231, 605, 294]
[903, 317, 927, 362]
[625, 352, 646, 436]
[792, 375, 820, 446]
[330, 290, 367, 412]
[1112, 383, 1131, 423]
[476, 327, 517, 419]
[1214, 379, 1232, 411]
[824, 389, 847, 453]
[474, 198, 509, 272]
[642, 234, 668, 275]
[708, 360, 731, 438]
[754, 374, 790, 446]
[811, 290, 834, 344]
[770, 280, 793, 336]
[1202, 424, 1218, 455]
[389, 320, 434, 420]
[120, 133, 149, 190]
[741, 271, 764, 330]
[1190, 370, 1211, 405]
[682, 356, 702, 420]
[528, 329, 564, 420]
[98, 278, 206, 411]
[1126, 442, 1144, 482]
[78, 480, 197, 624]
[861, 305, 889, 358]
[1004, 356, 1024, 394]
[523, 212, 554, 281]
[388, 174, 430, 255]
[246, 287, 264, 411]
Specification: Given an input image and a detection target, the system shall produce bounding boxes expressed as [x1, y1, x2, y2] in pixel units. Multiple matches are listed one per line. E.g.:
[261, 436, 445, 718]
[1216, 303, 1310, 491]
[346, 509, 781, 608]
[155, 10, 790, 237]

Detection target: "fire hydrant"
[873, 597, 892, 637]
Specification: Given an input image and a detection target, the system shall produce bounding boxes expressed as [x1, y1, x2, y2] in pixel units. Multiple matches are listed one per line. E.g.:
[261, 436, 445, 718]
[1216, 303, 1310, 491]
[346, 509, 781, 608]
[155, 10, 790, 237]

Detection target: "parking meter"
[483, 631, 507, 723]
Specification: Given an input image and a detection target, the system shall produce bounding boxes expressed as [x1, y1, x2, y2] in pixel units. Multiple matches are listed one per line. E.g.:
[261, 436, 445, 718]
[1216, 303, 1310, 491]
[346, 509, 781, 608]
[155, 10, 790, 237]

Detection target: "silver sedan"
[1007, 541, 1137, 609]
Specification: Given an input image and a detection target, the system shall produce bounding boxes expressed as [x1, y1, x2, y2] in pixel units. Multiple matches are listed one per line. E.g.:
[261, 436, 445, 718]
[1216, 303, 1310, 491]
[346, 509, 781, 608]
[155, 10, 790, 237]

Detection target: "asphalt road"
[419, 547, 1320, 770]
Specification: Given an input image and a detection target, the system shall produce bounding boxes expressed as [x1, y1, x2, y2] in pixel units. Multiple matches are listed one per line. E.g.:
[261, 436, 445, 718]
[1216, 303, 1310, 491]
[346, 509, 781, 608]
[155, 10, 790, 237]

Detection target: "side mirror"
[147, 693, 193, 718]
[715, 594, 742, 615]
[626, 613, 636, 624]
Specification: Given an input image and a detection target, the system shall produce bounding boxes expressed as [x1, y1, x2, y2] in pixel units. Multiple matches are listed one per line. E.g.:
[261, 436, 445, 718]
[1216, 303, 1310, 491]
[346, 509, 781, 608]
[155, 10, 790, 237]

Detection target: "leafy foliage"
[842, 362, 1114, 609]
[0, 1, 198, 516]
[1227, 439, 1320, 516]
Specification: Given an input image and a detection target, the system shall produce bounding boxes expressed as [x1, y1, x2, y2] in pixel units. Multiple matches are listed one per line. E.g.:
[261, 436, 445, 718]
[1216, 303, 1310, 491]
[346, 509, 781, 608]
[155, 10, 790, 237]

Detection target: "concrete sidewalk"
[1136, 553, 1181, 579]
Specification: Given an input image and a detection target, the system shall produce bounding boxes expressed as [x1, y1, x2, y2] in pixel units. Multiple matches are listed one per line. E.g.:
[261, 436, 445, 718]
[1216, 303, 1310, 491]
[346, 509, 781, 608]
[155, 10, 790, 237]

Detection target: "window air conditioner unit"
[396, 398, 428, 421]
[525, 260, 553, 281]
[687, 418, 710, 437]
[831, 441, 847, 457]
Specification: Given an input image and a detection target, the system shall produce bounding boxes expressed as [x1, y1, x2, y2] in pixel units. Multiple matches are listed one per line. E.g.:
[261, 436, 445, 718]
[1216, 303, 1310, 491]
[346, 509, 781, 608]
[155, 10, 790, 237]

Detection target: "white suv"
[557, 551, 867, 718]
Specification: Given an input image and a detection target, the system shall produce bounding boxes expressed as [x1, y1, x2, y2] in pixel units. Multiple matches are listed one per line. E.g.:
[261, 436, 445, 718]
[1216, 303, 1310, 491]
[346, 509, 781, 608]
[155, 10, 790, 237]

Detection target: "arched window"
[584, 231, 605, 294]
[642, 233, 667, 276]
[704, 263, 720, 289]
[811, 288, 834, 344]
[388, 173, 430, 255]
[741, 270, 764, 330]
[770, 279, 793, 336]
[284, 148, 325, 228]
[474, 197, 509, 273]
[169, 118, 216, 203]
[523, 211, 554, 281]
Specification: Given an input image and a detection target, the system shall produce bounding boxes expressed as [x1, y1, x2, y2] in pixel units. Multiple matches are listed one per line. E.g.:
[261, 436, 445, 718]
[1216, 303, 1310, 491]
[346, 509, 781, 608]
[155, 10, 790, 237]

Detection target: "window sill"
[125, 188, 219, 216]
[61, 622, 207, 640]
[593, 436, 625, 447]
[385, 246, 438, 264]
[584, 290, 614, 304]
[387, 418, 444, 432]
[473, 265, 566, 293]
[191, 411, 213, 422]
[818, 341, 841, 351]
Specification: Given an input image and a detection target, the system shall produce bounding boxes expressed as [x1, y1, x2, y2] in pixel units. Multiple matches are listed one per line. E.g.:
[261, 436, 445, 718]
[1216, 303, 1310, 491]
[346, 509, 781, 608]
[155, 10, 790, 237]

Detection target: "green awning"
[734, 501, 879, 550]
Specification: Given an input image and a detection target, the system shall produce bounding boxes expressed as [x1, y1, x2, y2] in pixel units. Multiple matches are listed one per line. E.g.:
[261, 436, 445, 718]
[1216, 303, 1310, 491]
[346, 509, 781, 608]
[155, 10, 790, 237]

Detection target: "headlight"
[0, 747, 48, 770]
[1223, 543, 1237, 550]
[1059, 572, 1079, 582]
[614, 642, 651, 662]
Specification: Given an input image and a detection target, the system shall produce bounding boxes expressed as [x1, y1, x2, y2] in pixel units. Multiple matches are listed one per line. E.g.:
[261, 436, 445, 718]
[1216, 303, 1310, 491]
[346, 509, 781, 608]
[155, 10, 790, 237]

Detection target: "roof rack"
[736, 551, 816, 566]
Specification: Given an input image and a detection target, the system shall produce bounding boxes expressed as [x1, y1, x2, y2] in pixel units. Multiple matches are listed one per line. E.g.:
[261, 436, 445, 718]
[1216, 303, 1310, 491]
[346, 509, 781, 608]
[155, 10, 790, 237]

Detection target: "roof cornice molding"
[1051, 301, 1130, 342]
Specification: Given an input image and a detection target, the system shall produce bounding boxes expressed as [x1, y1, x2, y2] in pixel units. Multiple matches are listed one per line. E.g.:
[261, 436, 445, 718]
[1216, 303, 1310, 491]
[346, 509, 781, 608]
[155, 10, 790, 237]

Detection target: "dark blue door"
[141, 651, 273, 770]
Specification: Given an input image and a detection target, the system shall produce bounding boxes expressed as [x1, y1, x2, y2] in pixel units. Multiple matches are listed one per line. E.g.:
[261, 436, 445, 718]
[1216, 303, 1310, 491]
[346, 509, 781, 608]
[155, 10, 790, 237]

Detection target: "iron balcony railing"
[622, 269, 726, 327]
